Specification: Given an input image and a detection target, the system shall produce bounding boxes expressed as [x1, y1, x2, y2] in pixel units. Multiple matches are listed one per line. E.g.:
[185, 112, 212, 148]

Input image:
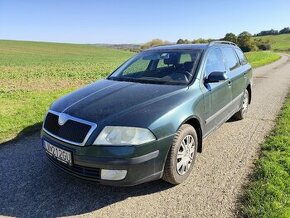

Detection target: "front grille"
[43, 112, 92, 144]
[47, 154, 101, 180]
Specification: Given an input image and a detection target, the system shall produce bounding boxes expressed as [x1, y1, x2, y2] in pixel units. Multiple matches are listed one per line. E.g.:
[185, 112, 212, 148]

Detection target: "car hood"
[51, 79, 187, 124]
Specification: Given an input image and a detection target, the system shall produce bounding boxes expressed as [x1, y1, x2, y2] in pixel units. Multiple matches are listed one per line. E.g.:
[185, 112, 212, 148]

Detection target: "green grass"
[0, 40, 133, 143]
[0, 89, 73, 141]
[255, 34, 290, 52]
[0, 40, 282, 143]
[241, 94, 290, 218]
[245, 51, 281, 68]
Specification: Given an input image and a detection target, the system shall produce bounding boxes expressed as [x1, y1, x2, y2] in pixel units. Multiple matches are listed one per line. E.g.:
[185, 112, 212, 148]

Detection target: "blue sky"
[0, 0, 289, 44]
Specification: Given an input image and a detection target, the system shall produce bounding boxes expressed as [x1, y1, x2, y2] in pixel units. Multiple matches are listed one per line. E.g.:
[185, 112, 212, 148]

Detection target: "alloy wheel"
[176, 135, 195, 175]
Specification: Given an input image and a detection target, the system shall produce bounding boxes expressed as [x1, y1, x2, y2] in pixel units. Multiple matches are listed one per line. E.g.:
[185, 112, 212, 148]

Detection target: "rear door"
[221, 47, 245, 112]
[202, 47, 232, 135]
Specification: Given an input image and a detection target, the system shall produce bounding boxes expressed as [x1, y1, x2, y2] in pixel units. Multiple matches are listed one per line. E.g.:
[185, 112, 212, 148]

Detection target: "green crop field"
[255, 34, 290, 52]
[0, 40, 133, 142]
[0, 40, 281, 143]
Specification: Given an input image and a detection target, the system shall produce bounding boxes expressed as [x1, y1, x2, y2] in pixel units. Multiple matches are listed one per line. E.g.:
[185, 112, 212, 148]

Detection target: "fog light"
[101, 169, 127, 180]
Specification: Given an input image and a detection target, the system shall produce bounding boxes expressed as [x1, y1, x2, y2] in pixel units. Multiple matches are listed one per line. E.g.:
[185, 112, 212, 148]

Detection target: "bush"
[223, 33, 238, 44]
[254, 38, 271, 50]
[237, 32, 258, 52]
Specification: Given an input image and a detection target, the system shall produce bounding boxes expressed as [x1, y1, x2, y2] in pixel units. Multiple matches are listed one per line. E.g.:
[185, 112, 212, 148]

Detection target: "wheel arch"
[182, 116, 203, 153]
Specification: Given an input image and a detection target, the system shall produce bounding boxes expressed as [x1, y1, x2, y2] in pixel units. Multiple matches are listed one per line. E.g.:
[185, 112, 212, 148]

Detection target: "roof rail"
[208, 40, 237, 46]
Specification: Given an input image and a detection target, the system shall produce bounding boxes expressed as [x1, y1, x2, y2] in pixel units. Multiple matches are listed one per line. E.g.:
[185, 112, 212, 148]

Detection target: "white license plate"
[44, 141, 72, 166]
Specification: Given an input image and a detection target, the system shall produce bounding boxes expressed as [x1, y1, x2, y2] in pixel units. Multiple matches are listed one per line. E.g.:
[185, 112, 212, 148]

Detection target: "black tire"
[162, 124, 198, 185]
[234, 89, 249, 120]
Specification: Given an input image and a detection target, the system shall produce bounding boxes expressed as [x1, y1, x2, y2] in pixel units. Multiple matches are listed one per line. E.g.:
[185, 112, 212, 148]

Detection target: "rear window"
[235, 48, 248, 65]
[222, 47, 240, 71]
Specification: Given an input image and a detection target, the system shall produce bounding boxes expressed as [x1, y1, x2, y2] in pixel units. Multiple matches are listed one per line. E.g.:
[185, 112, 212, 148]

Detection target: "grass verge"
[0, 89, 74, 142]
[245, 51, 281, 68]
[241, 93, 290, 218]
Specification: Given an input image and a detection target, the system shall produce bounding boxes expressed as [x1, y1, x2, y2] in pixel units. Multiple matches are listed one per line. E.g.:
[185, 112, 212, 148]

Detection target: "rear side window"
[204, 48, 226, 77]
[235, 48, 248, 65]
[179, 53, 192, 64]
[222, 47, 240, 71]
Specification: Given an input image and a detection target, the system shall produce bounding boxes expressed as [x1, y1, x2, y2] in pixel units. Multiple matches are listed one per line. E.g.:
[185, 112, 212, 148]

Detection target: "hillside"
[0, 40, 133, 82]
[255, 34, 290, 52]
[0, 40, 133, 142]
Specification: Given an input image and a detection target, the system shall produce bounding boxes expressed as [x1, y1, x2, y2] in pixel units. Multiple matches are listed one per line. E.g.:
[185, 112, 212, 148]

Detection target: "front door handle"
[227, 80, 232, 86]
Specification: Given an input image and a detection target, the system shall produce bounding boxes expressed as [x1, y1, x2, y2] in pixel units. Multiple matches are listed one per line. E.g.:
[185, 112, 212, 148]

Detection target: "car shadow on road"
[0, 129, 173, 217]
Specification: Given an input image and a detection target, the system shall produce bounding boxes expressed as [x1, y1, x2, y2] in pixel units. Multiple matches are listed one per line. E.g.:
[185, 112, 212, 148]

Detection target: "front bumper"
[41, 131, 173, 186]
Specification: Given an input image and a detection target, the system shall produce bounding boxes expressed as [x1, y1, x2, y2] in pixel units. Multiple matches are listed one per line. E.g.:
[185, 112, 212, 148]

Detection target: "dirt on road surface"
[1, 55, 290, 218]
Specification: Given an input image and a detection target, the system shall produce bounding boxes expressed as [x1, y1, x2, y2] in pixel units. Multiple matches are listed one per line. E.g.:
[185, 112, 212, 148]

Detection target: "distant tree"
[192, 38, 210, 44]
[237, 32, 257, 52]
[279, 27, 290, 34]
[141, 39, 168, 49]
[223, 33, 238, 44]
[176, 39, 191, 44]
[177, 39, 185, 44]
[256, 29, 279, 36]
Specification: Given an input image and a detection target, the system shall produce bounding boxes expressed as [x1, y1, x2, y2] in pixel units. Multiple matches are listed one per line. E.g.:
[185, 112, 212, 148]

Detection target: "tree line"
[177, 31, 271, 52]
[138, 27, 290, 53]
[255, 27, 290, 36]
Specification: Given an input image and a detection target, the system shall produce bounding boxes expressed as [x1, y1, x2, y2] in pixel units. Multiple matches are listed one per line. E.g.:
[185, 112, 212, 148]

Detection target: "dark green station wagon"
[41, 41, 252, 186]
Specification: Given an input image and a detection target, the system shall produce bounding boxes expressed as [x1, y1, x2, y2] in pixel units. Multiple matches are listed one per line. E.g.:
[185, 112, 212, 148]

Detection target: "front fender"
[148, 90, 204, 139]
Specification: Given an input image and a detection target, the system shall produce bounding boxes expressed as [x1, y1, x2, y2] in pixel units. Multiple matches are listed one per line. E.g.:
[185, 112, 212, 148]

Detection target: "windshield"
[108, 49, 202, 85]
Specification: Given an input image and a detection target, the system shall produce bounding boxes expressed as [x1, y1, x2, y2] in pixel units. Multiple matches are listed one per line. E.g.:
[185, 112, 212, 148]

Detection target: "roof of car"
[145, 41, 238, 51]
[146, 44, 208, 51]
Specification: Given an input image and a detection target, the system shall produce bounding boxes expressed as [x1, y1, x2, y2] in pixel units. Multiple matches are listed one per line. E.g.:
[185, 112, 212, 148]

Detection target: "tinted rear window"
[222, 47, 240, 71]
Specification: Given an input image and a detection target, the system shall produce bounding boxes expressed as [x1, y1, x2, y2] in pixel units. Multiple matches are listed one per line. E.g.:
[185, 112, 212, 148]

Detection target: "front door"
[202, 47, 232, 136]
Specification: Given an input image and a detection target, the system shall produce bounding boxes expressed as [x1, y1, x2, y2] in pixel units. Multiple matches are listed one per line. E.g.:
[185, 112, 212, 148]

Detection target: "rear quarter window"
[235, 48, 248, 65]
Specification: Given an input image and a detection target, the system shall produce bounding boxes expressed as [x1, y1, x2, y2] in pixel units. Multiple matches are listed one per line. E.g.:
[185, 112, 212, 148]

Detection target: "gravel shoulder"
[0, 55, 289, 218]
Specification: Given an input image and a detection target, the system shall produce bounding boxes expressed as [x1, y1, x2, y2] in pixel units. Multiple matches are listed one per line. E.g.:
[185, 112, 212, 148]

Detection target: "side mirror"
[205, 71, 228, 83]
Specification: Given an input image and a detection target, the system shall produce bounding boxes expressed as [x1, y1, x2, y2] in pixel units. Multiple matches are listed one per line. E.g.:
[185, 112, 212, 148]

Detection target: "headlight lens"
[93, 126, 156, 145]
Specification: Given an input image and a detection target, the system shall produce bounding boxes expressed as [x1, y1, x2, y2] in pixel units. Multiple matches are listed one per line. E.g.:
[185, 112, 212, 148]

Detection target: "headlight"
[93, 126, 156, 145]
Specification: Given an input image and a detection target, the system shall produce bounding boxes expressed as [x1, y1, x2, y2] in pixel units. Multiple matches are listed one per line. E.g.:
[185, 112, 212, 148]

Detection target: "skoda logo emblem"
[58, 113, 69, 126]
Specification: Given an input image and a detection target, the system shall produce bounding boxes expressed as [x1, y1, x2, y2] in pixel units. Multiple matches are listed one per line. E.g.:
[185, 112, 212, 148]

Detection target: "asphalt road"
[1, 55, 290, 218]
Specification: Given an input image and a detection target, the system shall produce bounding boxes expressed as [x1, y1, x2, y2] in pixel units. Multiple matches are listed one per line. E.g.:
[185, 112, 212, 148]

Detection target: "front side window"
[222, 47, 240, 71]
[109, 50, 202, 85]
[204, 48, 226, 77]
